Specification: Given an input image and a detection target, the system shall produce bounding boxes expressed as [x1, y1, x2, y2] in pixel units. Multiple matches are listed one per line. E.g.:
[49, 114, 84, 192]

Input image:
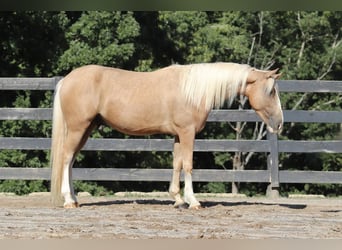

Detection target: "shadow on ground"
[80, 198, 307, 210]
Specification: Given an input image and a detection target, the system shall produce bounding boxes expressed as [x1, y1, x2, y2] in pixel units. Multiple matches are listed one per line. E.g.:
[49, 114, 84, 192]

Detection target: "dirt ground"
[0, 192, 341, 239]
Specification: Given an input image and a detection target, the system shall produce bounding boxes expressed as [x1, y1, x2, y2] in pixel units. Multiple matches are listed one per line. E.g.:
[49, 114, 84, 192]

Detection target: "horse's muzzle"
[267, 116, 283, 135]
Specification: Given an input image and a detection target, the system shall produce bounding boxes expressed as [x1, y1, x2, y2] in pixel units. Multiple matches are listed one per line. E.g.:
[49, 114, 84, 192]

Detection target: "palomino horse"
[50, 63, 283, 209]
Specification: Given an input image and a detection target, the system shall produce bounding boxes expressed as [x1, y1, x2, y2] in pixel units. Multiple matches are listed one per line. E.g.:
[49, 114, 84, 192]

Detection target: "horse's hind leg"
[61, 129, 85, 208]
[61, 121, 96, 208]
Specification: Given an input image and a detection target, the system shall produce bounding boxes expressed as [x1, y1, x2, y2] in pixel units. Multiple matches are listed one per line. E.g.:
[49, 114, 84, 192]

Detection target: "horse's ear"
[273, 72, 282, 79]
[266, 68, 281, 79]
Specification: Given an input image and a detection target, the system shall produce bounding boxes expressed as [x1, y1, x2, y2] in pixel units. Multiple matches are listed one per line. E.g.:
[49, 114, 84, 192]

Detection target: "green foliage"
[189, 13, 250, 63]
[0, 11, 68, 77]
[200, 182, 228, 193]
[73, 180, 112, 196]
[158, 11, 209, 63]
[0, 180, 48, 195]
[57, 11, 140, 73]
[0, 11, 341, 196]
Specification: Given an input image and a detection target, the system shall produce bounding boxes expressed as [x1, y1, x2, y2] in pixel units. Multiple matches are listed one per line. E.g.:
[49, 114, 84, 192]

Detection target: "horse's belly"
[100, 108, 175, 136]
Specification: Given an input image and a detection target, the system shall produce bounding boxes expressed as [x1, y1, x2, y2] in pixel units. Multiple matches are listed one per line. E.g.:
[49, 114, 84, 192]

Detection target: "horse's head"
[244, 68, 283, 134]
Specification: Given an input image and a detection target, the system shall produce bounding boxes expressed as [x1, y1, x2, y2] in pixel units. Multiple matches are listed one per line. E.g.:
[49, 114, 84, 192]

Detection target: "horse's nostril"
[277, 123, 283, 133]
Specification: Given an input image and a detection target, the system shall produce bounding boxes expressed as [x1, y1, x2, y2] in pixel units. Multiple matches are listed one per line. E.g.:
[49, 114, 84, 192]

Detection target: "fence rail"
[0, 78, 341, 196]
[1, 137, 342, 153]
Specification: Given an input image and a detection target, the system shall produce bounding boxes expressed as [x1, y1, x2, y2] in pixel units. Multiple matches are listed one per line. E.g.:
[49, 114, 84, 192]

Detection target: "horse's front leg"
[183, 163, 201, 209]
[180, 130, 201, 209]
[169, 136, 186, 207]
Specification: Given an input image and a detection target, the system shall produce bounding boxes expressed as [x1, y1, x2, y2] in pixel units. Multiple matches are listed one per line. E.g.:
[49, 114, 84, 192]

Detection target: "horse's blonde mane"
[180, 63, 251, 110]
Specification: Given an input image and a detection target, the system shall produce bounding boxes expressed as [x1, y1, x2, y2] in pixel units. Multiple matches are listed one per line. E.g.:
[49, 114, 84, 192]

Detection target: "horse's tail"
[50, 79, 65, 205]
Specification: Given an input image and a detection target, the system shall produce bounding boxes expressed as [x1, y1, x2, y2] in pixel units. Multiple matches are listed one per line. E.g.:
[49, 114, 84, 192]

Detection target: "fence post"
[266, 131, 280, 198]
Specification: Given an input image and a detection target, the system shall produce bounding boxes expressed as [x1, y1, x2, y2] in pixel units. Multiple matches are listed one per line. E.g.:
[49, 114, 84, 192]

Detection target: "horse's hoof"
[189, 204, 202, 210]
[64, 202, 79, 208]
[174, 202, 189, 209]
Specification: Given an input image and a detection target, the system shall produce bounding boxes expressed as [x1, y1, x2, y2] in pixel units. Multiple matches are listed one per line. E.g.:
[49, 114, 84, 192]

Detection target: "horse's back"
[63, 65, 128, 86]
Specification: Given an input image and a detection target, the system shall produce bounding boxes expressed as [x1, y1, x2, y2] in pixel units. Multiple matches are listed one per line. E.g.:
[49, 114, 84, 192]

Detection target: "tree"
[0, 11, 68, 77]
[157, 11, 209, 64]
[0, 11, 69, 194]
[56, 11, 140, 74]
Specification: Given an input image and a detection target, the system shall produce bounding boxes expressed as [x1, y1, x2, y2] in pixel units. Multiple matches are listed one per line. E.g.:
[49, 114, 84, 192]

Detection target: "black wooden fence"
[0, 77, 341, 197]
